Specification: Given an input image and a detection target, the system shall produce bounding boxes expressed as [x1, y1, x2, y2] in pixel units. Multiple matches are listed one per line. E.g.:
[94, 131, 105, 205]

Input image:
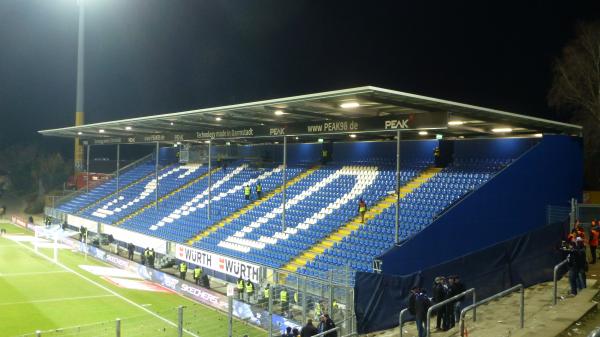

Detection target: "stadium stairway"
[281, 166, 442, 273]
[113, 167, 222, 226]
[76, 163, 176, 216]
[187, 165, 321, 244]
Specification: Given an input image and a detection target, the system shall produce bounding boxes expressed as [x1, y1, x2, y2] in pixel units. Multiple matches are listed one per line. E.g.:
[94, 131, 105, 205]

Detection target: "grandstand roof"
[39, 86, 582, 144]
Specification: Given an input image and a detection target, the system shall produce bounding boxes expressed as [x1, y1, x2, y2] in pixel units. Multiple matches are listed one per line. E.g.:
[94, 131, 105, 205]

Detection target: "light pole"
[74, 0, 86, 173]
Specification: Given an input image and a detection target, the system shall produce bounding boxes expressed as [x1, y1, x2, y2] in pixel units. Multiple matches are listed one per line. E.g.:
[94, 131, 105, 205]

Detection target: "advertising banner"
[175, 244, 262, 283]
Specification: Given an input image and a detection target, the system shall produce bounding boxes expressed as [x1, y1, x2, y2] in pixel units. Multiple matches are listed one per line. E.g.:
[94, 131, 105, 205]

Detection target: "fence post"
[328, 270, 334, 316]
[553, 259, 568, 305]
[520, 286, 525, 328]
[268, 289, 273, 337]
[36, 330, 41, 337]
[115, 318, 121, 337]
[472, 289, 477, 322]
[178, 305, 183, 337]
[227, 297, 233, 337]
[399, 308, 408, 337]
[302, 275, 308, 325]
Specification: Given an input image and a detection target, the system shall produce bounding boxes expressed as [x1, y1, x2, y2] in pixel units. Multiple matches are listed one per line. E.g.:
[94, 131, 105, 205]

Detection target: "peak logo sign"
[175, 244, 261, 283]
[384, 119, 410, 129]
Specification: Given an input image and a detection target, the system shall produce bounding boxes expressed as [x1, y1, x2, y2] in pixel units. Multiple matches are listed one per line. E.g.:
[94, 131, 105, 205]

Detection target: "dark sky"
[0, 0, 599, 156]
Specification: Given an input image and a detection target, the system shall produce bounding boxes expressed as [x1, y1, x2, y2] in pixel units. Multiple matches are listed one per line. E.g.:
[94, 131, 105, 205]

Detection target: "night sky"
[0, 0, 599, 156]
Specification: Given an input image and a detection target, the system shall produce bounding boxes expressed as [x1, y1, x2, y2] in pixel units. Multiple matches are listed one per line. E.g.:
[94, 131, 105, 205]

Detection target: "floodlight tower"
[74, 0, 86, 172]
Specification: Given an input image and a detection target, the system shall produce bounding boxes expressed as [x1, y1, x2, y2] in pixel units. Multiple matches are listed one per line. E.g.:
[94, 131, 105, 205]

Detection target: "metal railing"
[399, 308, 409, 337]
[425, 288, 476, 337]
[313, 326, 341, 337]
[398, 288, 476, 337]
[459, 284, 524, 337]
[553, 259, 568, 305]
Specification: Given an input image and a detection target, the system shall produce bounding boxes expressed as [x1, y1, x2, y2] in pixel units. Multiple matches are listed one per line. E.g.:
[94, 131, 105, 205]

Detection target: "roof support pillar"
[86, 143, 91, 193]
[395, 130, 401, 244]
[116, 144, 120, 199]
[155, 142, 159, 210]
[208, 140, 212, 221]
[282, 136, 287, 232]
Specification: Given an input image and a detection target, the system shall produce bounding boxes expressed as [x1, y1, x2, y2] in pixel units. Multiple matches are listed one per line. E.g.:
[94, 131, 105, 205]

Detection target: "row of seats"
[297, 158, 511, 280]
[56, 161, 157, 214]
[196, 162, 429, 269]
[119, 162, 304, 243]
[81, 163, 208, 223]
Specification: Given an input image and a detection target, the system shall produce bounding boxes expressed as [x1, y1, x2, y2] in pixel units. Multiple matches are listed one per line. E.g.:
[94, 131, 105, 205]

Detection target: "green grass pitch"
[0, 222, 264, 337]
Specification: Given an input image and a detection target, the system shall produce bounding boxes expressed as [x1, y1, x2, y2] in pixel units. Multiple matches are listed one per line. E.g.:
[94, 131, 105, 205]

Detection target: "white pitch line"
[0, 270, 69, 277]
[11, 238, 200, 337]
[0, 294, 115, 306]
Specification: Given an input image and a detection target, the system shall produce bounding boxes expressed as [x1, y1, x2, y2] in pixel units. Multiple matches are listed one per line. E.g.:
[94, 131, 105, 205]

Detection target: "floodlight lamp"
[448, 121, 464, 126]
[339, 102, 360, 109]
[492, 128, 512, 133]
[418, 131, 428, 136]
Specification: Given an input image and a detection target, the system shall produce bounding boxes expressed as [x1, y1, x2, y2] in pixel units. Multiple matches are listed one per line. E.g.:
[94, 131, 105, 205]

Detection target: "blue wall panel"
[453, 137, 539, 159]
[331, 140, 437, 162]
[379, 135, 582, 275]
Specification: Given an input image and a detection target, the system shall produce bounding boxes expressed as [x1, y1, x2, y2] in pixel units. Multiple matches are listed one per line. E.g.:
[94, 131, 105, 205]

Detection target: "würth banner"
[175, 244, 262, 283]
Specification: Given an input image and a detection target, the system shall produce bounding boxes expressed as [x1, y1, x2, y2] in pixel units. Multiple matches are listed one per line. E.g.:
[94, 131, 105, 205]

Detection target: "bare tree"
[549, 21, 600, 189]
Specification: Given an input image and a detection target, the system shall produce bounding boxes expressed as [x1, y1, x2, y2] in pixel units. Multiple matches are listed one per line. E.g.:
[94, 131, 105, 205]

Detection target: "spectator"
[445, 276, 455, 329]
[292, 328, 300, 337]
[590, 221, 599, 264]
[300, 319, 318, 337]
[358, 198, 367, 223]
[201, 274, 210, 289]
[450, 275, 466, 323]
[127, 243, 135, 260]
[566, 241, 581, 296]
[320, 314, 337, 337]
[408, 286, 419, 316]
[282, 326, 293, 337]
[148, 248, 155, 268]
[432, 276, 446, 331]
[576, 237, 588, 290]
[415, 289, 431, 337]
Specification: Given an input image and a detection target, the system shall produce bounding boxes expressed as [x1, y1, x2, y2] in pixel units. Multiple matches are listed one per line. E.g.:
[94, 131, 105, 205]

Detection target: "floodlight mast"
[74, 0, 86, 173]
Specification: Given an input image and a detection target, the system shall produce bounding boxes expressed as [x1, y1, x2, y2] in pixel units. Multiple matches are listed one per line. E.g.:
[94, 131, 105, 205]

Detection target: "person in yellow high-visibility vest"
[314, 300, 323, 320]
[358, 197, 367, 223]
[246, 279, 254, 302]
[280, 288, 289, 316]
[244, 185, 251, 201]
[193, 266, 202, 285]
[237, 277, 245, 300]
[179, 261, 187, 280]
[255, 182, 262, 199]
[294, 291, 299, 304]
[262, 283, 271, 305]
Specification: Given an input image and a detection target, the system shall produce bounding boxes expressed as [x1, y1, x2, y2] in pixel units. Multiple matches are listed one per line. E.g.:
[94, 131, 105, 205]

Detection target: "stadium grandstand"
[36, 86, 582, 335]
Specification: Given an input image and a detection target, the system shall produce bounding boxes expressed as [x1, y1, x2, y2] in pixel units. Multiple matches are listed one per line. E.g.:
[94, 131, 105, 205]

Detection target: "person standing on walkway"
[415, 289, 431, 337]
[244, 185, 251, 201]
[256, 182, 263, 199]
[432, 276, 446, 331]
[590, 222, 599, 264]
[358, 198, 367, 223]
[179, 261, 188, 280]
